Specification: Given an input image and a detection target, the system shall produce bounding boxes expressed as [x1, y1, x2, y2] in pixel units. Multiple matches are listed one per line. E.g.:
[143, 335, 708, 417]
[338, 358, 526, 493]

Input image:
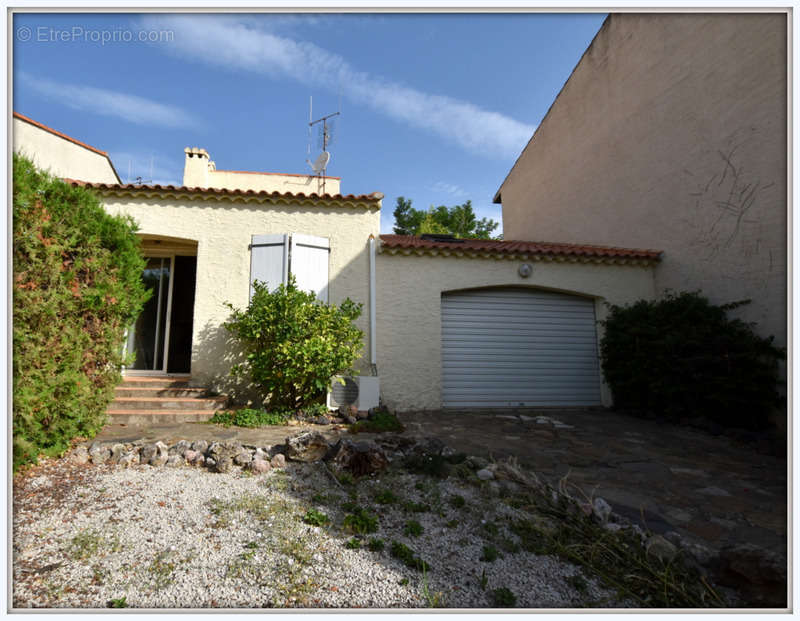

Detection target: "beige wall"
[102, 194, 380, 398]
[498, 13, 787, 348]
[183, 147, 340, 195]
[13, 117, 119, 184]
[376, 252, 656, 411]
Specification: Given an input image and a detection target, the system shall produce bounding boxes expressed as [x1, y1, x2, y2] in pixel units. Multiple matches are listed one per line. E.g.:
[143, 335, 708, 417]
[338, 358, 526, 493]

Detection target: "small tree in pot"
[224, 277, 363, 410]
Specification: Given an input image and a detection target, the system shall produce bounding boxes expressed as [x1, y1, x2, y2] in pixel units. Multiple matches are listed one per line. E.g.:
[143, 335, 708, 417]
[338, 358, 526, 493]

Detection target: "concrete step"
[106, 410, 219, 424]
[108, 396, 228, 411]
[120, 376, 192, 388]
[114, 387, 212, 399]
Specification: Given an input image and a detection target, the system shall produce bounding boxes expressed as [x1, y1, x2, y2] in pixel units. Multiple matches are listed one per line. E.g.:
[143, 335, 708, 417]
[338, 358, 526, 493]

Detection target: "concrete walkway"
[93, 408, 786, 564]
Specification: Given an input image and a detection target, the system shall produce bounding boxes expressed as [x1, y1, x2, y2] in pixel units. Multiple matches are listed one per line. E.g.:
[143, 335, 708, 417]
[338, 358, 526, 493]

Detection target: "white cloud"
[431, 181, 468, 198]
[141, 15, 534, 158]
[18, 73, 198, 129]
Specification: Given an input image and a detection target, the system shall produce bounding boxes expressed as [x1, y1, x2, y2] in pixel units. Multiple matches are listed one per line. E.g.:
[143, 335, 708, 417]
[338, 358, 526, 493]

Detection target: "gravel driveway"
[13, 455, 626, 609]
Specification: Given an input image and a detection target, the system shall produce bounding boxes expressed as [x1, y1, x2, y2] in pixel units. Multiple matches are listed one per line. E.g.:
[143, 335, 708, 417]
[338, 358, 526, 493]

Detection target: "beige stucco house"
[494, 13, 788, 351]
[13, 111, 121, 184]
[14, 112, 666, 413]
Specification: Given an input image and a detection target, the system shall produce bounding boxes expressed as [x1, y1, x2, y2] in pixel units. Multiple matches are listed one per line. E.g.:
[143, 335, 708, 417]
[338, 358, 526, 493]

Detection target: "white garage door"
[441, 288, 602, 408]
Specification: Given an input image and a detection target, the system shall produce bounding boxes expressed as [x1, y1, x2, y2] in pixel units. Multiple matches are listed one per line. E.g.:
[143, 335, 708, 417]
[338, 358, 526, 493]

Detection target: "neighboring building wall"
[497, 13, 787, 347]
[13, 114, 120, 184]
[375, 252, 656, 411]
[183, 147, 340, 195]
[101, 193, 380, 396]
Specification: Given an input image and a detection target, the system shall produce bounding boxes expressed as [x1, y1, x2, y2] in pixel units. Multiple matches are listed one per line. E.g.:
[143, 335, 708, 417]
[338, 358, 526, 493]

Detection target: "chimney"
[183, 147, 213, 188]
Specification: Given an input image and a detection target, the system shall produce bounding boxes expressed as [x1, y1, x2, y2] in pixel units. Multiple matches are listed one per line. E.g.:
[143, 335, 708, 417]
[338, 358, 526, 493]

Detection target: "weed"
[403, 453, 450, 478]
[311, 492, 333, 505]
[68, 529, 108, 560]
[341, 500, 360, 513]
[399, 578, 409, 586]
[209, 408, 293, 428]
[402, 500, 430, 514]
[368, 538, 385, 552]
[415, 481, 426, 491]
[107, 596, 128, 608]
[421, 565, 447, 608]
[480, 545, 500, 562]
[482, 521, 500, 537]
[345, 537, 362, 549]
[90, 564, 108, 585]
[343, 507, 379, 534]
[491, 587, 517, 607]
[350, 411, 404, 434]
[445, 519, 459, 529]
[374, 489, 399, 505]
[280, 537, 314, 566]
[336, 471, 355, 486]
[404, 520, 424, 537]
[567, 574, 589, 594]
[448, 494, 466, 509]
[390, 541, 430, 572]
[148, 551, 176, 590]
[479, 569, 488, 591]
[302, 509, 329, 527]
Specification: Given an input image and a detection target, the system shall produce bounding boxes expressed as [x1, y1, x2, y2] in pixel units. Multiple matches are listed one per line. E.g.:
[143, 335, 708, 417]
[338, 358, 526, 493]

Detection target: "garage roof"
[379, 234, 662, 264]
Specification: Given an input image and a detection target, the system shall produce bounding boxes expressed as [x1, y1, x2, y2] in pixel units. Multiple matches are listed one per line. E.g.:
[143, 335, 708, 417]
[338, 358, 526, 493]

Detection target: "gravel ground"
[13, 456, 628, 610]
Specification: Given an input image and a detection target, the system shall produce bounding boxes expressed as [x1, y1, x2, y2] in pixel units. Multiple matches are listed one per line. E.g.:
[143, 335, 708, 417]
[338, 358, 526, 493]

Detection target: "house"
[494, 13, 788, 352]
[13, 112, 666, 414]
[13, 111, 121, 184]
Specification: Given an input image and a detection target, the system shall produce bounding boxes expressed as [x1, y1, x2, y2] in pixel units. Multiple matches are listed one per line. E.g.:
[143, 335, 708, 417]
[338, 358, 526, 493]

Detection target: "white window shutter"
[290, 233, 330, 303]
[249, 234, 288, 300]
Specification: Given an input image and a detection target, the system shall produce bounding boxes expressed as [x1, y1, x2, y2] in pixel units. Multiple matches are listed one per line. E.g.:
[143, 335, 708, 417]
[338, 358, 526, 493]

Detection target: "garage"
[441, 287, 602, 408]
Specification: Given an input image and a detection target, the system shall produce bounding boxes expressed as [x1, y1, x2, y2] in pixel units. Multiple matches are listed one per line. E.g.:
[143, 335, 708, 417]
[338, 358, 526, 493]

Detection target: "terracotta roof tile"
[379, 234, 662, 261]
[64, 179, 384, 205]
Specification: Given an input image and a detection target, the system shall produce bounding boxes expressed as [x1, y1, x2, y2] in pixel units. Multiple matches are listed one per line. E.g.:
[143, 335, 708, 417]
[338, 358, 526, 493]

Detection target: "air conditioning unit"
[327, 376, 380, 412]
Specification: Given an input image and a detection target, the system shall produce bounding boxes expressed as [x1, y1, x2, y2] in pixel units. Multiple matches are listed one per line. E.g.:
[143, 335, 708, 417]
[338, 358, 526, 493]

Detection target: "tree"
[392, 196, 499, 239]
[13, 154, 149, 470]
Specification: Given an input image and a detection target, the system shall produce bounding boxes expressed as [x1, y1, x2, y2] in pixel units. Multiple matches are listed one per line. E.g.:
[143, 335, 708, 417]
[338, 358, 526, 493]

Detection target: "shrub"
[225, 277, 363, 410]
[599, 291, 784, 430]
[13, 155, 148, 470]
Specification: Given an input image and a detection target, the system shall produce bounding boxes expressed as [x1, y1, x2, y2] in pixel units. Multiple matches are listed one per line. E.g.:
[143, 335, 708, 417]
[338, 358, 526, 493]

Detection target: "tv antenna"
[306, 96, 340, 193]
[127, 155, 154, 185]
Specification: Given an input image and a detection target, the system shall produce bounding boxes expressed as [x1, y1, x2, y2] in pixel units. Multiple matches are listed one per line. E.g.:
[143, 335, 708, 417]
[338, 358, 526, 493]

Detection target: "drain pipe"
[368, 235, 377, 375]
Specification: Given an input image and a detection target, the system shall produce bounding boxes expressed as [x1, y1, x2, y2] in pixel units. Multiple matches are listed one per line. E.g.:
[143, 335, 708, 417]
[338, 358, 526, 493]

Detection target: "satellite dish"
[311, 151, 330, 174]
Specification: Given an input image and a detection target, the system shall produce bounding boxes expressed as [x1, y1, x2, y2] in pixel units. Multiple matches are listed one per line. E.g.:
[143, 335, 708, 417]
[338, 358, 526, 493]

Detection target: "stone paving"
[399, 409, 787, 563]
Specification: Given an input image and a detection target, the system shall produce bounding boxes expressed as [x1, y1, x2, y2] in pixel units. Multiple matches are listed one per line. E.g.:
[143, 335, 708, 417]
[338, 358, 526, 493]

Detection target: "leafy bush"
[599, 291, 784, 430]
[225, 277, 363, 410]
[208, 408, 292, 428]
[13, 155, 148, 470]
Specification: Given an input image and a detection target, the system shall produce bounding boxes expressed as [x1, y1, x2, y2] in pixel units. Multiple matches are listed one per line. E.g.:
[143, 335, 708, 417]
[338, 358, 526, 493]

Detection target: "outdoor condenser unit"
[327, 376, 380, 411]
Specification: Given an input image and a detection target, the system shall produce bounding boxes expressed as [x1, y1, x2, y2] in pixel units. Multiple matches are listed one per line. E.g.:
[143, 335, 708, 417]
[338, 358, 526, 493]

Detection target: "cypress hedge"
[13, 154, 149, 470]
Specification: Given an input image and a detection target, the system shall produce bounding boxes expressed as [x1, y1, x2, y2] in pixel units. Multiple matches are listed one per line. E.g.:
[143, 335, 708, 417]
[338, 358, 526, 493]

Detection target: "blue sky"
[13, 12, 607, 235]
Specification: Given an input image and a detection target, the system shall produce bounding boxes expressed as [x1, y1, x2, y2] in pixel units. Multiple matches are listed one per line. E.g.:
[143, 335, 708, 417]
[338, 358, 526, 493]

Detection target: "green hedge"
[13, 154, 148, 470]
[599, 291, 783, 430]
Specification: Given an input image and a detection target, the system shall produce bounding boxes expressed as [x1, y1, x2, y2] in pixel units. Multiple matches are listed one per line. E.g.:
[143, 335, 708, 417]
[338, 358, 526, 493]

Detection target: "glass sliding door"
[126, 257, 174, 372]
